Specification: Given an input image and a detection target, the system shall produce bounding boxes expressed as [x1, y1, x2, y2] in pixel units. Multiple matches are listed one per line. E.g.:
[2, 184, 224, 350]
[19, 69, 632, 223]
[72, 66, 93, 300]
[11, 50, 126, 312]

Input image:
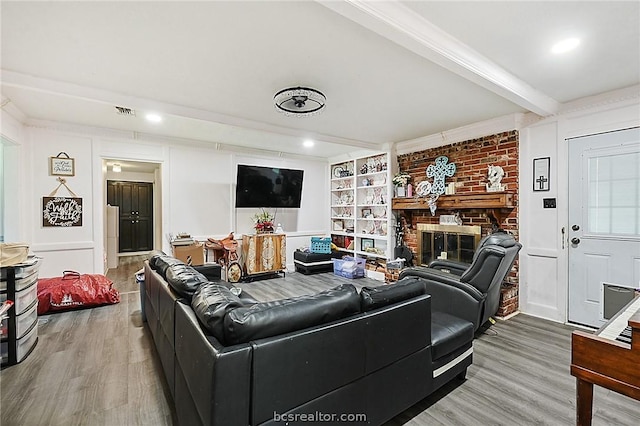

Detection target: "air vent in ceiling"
[115, 106, 136, 116]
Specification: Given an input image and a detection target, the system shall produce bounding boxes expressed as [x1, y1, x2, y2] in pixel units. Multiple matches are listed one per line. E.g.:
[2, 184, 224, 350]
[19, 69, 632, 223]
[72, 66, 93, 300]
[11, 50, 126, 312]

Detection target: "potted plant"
[253, 209, 274, 233]
[392, 171, 411, 197]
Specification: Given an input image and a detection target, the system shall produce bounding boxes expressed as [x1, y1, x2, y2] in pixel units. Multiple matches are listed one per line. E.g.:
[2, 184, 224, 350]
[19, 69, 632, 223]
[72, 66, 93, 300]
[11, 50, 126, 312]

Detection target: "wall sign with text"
[49, 152, 75, 176]
[42, 197, 83, 227]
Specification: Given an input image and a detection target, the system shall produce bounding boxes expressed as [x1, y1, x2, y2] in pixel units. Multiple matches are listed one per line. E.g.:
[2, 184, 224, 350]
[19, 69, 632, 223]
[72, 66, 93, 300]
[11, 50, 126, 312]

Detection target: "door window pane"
[587, 152, 640, 235]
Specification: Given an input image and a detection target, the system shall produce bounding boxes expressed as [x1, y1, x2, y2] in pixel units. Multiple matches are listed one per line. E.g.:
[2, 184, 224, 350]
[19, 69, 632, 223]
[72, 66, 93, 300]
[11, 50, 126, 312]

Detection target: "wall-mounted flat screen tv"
[235, 164, 304, 208]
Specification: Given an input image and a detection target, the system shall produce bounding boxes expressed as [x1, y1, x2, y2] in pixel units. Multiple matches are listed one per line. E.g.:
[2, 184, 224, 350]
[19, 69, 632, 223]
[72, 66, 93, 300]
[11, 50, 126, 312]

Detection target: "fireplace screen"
[417, 224, 481, 266]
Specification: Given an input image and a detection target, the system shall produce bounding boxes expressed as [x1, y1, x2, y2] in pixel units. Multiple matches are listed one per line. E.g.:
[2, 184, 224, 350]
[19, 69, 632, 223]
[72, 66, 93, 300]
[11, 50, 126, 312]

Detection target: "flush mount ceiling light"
[145, 113, 163, 123]
[274, 86, 326, 116]
[112, 163, 122, 173]
[551, 37, 580, 54]
[303, 139, 315, 148]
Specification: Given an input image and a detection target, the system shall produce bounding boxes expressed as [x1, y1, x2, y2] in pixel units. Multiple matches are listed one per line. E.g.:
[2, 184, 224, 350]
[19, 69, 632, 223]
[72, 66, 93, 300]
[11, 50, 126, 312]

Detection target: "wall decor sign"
[49, 152, 75, 176]
[533, 157, 550, 191]
[42, 197, 83, 227]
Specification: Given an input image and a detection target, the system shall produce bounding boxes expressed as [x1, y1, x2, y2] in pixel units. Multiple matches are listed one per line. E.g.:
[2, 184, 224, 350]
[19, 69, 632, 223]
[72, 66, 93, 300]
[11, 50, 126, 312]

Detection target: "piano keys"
[570, 296, 640, 426]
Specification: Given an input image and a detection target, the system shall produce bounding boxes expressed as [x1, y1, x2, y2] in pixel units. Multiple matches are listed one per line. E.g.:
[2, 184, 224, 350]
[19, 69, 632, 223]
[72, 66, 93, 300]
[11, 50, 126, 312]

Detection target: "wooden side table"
[242, 233, 286, 279]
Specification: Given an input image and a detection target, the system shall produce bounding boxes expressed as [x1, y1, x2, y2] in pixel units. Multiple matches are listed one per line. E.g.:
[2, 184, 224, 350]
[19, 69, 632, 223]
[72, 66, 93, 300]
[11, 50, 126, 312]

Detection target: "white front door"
[568, 127, 640, 328]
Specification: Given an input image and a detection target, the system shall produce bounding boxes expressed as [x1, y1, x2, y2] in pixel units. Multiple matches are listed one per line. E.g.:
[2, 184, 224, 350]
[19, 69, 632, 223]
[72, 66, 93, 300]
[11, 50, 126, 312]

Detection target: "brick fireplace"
[393, 130, 520, 318]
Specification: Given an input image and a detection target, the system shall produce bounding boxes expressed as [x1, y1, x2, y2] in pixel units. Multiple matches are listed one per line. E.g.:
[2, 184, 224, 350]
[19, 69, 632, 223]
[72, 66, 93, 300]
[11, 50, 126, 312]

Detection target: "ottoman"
[294, 250, 342, 275]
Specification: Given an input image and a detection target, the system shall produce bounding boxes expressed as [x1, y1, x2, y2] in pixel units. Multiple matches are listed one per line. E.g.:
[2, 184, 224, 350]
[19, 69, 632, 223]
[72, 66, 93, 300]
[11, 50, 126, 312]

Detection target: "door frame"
[101, 159, 163, 261]
[562, 124, 640, 329]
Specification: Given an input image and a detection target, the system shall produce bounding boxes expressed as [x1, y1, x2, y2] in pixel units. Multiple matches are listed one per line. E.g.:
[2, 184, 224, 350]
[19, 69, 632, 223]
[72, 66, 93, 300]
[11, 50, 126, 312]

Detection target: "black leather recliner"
[399, 231, 522, 332]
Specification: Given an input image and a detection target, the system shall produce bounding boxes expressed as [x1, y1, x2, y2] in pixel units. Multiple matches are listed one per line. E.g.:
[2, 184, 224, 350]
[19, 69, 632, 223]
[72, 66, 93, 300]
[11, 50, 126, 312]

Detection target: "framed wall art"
[533, 157, 550, 191]
[49, 152, 75, 176]
[361, 238, 374, 251]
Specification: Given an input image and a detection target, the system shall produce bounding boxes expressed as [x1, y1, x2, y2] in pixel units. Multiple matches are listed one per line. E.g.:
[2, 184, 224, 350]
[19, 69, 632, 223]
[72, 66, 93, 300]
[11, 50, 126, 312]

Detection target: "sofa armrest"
[174, 301, 252, 426]
[398, 269, 484, 331]
[399, 267, 484, 301]
[427, 260, 469, 275]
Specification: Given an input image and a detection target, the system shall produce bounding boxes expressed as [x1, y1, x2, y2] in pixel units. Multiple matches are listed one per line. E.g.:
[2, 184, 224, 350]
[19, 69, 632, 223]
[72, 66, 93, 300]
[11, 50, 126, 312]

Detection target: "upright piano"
[570, 297, 640, 426]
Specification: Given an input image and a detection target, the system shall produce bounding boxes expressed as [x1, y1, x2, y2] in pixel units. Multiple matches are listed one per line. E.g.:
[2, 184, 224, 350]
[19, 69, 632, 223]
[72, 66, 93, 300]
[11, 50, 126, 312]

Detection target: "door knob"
[571, 237, 580, 245]
[572, 224, 580, 231]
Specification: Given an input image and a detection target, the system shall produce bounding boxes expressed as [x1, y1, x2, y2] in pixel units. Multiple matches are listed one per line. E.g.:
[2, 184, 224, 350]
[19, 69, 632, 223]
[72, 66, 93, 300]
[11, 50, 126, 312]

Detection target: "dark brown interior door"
[107, 181, 154, 252]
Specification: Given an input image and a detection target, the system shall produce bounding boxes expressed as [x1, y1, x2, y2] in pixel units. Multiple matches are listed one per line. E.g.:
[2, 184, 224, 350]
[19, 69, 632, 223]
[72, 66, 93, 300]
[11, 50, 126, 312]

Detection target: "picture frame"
[533, 157, 550, 191]
[50, 153, 75, 176]
[361, 238, 375, 251]
[361, 208, 372, 218]
[333, 219, 344, 231]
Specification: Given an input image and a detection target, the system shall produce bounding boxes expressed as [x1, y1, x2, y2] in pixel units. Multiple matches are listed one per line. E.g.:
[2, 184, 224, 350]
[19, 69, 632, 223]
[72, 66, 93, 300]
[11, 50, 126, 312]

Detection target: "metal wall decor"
[49, 152, 75, 176]
[426, 156, 456, 195]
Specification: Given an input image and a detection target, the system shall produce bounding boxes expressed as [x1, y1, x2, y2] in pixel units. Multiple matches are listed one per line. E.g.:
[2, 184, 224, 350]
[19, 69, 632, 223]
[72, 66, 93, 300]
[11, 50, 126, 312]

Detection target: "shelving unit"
[1, 257, 40, 367]
[330, 153, 393, 266]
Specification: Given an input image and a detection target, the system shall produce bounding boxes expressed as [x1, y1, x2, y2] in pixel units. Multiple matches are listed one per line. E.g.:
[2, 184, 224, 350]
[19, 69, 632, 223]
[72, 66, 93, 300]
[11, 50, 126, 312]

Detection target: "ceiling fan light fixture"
[274, 86, 326, 116]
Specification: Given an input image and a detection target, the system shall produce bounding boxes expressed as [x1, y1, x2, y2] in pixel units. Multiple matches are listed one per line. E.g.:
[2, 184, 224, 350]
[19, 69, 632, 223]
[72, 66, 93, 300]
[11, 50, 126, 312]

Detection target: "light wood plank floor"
[1, 257, 638, 425]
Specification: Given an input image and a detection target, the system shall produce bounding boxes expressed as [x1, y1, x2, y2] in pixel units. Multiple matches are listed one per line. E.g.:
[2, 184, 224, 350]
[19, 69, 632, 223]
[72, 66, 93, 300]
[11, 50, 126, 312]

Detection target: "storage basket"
[0, 243, 29, 267]
[332, 256, 365, 279]
[310, 237, 331, 254]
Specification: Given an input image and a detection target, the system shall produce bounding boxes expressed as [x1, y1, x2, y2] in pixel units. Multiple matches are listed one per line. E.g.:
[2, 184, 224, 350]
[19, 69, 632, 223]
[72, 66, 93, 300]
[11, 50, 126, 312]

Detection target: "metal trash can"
[135, 269, 146, 322]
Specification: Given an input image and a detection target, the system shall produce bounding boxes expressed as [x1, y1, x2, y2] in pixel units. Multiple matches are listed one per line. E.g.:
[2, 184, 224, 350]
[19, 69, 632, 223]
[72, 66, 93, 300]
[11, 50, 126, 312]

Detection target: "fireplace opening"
[417, 224, 482, 266]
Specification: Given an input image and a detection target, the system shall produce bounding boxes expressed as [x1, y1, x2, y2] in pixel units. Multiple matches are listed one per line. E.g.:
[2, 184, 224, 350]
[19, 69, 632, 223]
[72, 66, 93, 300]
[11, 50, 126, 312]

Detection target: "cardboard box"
[172, 243, 204, 266]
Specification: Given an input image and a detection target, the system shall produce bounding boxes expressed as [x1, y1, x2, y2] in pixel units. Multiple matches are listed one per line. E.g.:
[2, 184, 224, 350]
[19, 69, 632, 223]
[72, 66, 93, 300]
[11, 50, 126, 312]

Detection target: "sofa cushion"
[224, 284, 360, 345]
[360, 276, 427, 311]
[193, 263, 222, 281]
[150, 254, 184, 279]
[431, 311, 474, 361]
[191, 283, 246, 342]
[165, 263, 208, 300]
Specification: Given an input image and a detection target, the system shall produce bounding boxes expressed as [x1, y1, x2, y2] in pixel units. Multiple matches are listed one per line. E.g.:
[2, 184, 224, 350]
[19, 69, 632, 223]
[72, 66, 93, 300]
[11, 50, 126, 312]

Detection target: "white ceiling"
[1, 1, 638, 159]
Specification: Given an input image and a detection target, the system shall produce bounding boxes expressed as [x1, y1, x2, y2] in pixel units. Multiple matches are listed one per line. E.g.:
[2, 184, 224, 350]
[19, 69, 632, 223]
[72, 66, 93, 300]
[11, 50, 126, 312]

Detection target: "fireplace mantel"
[392, 191, 515, 224]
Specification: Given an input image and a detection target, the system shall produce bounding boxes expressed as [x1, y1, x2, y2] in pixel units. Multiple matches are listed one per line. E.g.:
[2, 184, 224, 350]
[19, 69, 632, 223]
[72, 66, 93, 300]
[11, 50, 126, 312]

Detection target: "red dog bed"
[37, 271, 120, 314]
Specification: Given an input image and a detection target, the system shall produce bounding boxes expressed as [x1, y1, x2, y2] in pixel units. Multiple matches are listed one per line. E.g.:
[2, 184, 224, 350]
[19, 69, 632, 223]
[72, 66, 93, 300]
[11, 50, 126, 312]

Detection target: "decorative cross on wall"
[426, 156, 456, 195]
[536, 175, 548, 190]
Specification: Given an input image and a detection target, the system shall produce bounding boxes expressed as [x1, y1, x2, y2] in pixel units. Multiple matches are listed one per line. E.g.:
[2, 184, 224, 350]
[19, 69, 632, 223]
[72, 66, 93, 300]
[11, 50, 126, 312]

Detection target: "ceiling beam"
[318, 0, 560, 116]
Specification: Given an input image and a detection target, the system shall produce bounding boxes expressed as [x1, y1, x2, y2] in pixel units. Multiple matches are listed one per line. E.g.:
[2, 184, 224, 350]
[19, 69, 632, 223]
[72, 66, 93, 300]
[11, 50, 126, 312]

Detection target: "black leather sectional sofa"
[144, 254, 474, 425]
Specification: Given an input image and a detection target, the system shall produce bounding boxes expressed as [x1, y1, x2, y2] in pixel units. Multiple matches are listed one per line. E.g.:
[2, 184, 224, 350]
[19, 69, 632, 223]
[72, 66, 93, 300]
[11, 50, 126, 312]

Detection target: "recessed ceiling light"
[551, 37, 580, 54]
[145, 113, 163, 123]
[303, 139, 315, 148]
[112, 163, 122, 173]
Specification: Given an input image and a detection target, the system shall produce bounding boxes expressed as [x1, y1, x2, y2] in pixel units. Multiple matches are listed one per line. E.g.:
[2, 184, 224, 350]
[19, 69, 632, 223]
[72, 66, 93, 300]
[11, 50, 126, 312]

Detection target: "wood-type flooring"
[1, 256, 638, 425]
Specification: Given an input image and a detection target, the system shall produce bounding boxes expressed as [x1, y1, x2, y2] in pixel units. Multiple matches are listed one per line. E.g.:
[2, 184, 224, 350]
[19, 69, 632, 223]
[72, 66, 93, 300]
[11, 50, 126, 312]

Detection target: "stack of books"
[171, 233, 195, 246]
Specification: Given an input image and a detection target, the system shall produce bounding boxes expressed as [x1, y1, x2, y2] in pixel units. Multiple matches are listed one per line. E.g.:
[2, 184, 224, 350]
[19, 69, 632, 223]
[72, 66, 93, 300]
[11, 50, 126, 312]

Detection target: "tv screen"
[235, 165, 304, 208]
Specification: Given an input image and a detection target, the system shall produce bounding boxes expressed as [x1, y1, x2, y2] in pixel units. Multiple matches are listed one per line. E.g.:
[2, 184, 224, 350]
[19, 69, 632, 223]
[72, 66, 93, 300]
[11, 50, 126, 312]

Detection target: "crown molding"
[318, 0, 559, 116]
[24, 118, 328, 162]
[395, 113, 527, 155]
[0, 95, 28, 123]
[558, 84, 640, 116]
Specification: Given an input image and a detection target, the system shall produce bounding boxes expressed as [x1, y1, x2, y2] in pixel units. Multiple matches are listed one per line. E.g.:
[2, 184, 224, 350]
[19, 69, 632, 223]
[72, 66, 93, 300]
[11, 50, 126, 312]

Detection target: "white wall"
[519, 89, 640, 322]
[1, 110, 27, 243]
[2, 123, 329, 276]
